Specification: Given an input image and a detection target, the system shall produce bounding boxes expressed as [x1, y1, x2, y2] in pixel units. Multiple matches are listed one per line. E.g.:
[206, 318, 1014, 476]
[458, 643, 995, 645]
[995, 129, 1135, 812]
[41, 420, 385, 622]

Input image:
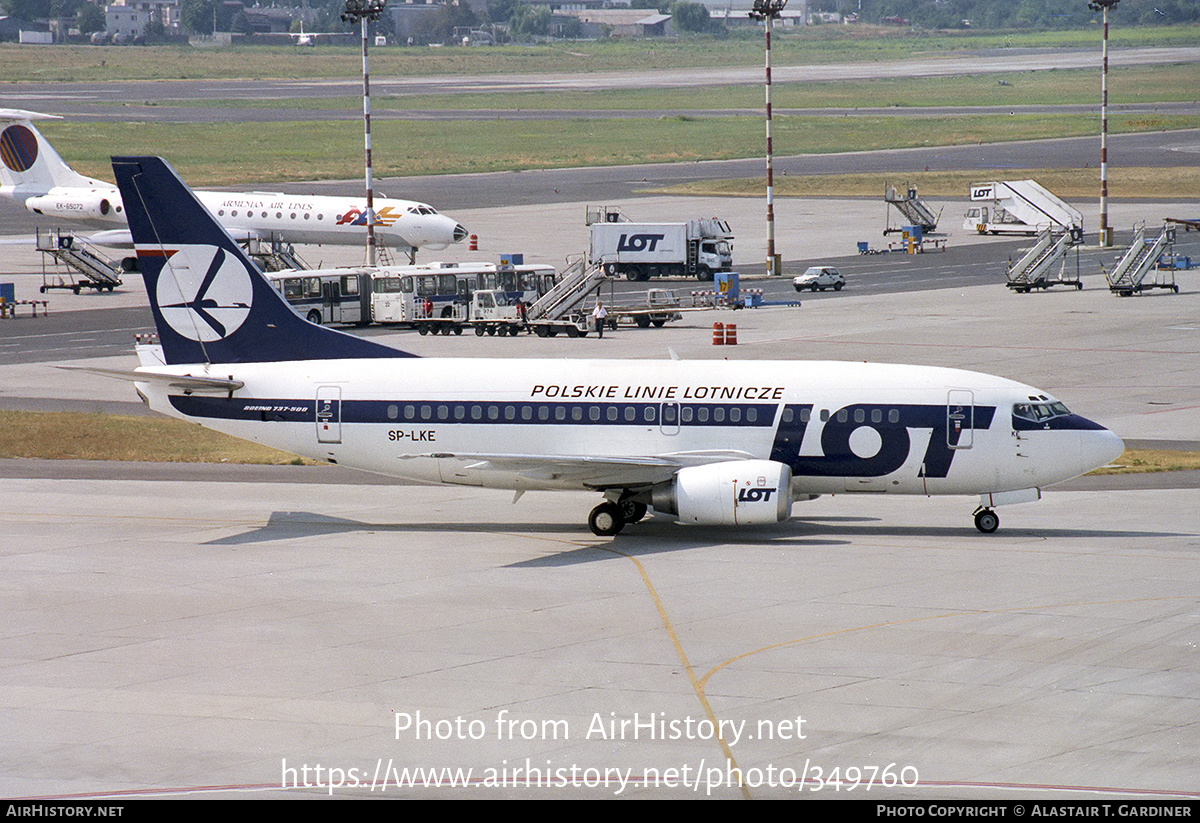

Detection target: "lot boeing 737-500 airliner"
[78, 156, 1124, 536]
[0, 110, 467, 254]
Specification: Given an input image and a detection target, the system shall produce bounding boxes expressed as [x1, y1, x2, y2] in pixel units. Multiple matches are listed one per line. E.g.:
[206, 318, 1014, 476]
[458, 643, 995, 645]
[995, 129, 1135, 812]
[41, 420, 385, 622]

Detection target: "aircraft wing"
[416, 450, 758, 489]
[89, 226, 267, 249]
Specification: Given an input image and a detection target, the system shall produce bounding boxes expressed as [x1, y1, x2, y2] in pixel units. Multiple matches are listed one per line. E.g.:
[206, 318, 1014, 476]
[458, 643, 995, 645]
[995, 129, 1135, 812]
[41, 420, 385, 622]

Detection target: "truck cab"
[697, 238, 733, 279]
[471, 289, 521, 323]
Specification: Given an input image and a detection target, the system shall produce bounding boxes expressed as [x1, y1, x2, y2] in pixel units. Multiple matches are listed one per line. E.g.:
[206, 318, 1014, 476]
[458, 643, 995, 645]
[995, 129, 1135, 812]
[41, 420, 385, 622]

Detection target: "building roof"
[566, 8, 668, 25]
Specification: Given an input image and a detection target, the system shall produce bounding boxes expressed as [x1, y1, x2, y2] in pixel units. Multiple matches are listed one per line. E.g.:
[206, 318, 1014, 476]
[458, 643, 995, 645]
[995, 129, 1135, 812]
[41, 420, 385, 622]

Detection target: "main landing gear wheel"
[619, 500, 647, 524]
[588, 502, 626, 537]
[973, 507, 999, 534]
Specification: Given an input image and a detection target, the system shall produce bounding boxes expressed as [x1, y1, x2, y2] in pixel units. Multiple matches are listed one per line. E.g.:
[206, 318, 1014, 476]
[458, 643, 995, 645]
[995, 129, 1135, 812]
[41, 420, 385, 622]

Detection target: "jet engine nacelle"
[26, 193, 118, 221]
[652, 460, 793, 526]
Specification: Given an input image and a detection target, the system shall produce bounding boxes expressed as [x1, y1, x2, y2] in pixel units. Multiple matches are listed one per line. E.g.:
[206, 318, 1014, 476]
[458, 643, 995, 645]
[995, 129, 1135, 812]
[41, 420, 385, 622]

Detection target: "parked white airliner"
[92, 156, 1124, 536]
[0, 110, 467, 253]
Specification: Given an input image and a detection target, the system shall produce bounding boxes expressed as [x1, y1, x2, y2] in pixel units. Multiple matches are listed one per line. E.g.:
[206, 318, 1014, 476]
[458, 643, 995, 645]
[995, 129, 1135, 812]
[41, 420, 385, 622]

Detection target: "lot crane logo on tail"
[153, 245, 254, 342]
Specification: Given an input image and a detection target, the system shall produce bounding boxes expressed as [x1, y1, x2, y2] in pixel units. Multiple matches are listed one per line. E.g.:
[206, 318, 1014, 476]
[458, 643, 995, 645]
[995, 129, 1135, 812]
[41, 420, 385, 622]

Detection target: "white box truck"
[587, 207, 733, 281]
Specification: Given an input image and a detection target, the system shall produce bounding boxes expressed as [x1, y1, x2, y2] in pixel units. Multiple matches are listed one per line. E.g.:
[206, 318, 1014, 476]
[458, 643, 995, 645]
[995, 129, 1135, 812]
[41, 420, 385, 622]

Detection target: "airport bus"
[370, 261, 557, 324]
[266, 261, 556, 326]
[266, 268, 366, 326]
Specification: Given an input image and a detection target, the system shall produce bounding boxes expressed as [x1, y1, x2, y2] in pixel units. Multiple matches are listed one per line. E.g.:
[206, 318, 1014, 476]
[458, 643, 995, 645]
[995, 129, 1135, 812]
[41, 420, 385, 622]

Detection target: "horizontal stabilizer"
[57, 364, 245, 393]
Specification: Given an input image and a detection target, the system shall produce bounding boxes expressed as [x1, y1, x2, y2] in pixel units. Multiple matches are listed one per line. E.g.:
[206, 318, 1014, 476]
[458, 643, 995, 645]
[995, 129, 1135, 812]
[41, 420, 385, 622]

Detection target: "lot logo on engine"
[737, 487, 776, 503]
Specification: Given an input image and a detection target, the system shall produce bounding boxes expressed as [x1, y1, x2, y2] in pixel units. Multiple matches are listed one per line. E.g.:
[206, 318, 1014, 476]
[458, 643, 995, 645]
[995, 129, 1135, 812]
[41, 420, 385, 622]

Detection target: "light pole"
[342, 0, 387, 270]
[749, 0, 787, 276]
[1089, 0, 1119, 247]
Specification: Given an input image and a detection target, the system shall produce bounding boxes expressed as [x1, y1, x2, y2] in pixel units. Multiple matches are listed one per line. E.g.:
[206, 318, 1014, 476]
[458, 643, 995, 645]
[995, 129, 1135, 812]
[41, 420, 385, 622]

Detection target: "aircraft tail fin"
[111, 155, 413, 365]
[0, 109, 108, 191]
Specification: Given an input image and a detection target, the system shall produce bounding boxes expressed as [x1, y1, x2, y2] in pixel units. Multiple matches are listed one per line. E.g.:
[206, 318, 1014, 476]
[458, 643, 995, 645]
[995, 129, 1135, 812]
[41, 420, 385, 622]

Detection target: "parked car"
[793, 266, 845, 292]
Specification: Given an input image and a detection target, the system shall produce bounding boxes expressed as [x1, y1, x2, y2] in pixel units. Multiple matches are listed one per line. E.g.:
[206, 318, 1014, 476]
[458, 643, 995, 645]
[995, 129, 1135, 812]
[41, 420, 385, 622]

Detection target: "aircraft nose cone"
[1083, 428, 1125, 471]
[453, 223, 468, 243]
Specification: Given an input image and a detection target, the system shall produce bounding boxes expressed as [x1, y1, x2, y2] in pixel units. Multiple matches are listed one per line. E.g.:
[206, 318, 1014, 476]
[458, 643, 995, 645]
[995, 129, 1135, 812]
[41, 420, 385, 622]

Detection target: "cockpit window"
[1013, 402, 1070, 422]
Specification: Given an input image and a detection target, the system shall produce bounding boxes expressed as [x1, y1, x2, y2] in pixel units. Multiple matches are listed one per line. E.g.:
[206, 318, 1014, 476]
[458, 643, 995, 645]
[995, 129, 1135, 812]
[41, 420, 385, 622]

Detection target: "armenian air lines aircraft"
[0, 110, 468, 254]
[91, 156, 1124, 537]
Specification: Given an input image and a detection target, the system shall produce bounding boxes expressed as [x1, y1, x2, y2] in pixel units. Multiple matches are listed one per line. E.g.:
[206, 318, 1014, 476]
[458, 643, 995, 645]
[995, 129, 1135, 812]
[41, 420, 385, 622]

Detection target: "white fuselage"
[7, 182, 466, 251]
[134, 357, 1122, 498]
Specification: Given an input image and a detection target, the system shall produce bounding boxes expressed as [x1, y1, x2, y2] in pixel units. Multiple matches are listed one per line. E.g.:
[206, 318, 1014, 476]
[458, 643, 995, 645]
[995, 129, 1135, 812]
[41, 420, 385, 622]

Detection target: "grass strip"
[0, 410, 308, 465]
[647, 166, 1200, 200]
[37, 112, 1200, 187]
[2, 25, 1197, 82]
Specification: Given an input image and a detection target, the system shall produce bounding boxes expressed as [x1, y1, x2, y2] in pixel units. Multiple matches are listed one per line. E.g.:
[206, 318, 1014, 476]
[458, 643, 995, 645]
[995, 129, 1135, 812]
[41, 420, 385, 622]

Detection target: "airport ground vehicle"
[399, 263, 692, 338]
[963, 180, 1082, 237]
[623, 289, 684, 328]
[793, 267, 845, 292]
[414, 289, 590, 338]
[586, 206, 733, 282]
[588, 289, 686, 329]
[370, 261, 555, 325]
[405, 287, 595, 338]
[267, 269, 365, 325]
[266, 261, 556, 327]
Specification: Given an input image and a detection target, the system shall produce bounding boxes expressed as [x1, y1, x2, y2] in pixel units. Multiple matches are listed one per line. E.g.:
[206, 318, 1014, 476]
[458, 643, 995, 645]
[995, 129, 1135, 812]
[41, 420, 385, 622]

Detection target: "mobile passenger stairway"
[36, 229, 124, 293]
[525, 256, 610, 325]
[242, 236, 310, 272]
[1104, 224, 1179, 297]
[884, 184, 941, 234]
[1005, 227, 1082, 292]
